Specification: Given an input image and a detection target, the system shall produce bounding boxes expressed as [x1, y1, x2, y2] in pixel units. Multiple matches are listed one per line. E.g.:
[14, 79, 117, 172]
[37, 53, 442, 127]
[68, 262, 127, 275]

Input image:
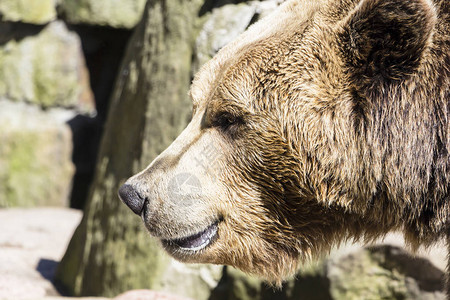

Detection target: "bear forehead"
[189, 0, 331, 108]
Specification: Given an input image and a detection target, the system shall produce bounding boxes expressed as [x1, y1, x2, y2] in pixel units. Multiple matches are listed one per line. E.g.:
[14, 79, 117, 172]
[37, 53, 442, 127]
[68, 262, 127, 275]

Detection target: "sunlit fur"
[124, 0, 449, 293]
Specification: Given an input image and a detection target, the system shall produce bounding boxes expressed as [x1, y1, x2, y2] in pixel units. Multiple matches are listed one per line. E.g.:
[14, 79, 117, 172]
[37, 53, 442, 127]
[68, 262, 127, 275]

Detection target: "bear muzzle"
[119, 177, 222, 252]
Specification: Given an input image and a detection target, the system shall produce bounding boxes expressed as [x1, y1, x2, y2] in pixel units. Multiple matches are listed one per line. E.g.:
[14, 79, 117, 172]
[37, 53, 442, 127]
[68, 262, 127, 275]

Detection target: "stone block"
[60, 0, 146, 29]
[0, 21, 94, 112]
[0, 101, 75, 207]
[0, 0, 57, 24]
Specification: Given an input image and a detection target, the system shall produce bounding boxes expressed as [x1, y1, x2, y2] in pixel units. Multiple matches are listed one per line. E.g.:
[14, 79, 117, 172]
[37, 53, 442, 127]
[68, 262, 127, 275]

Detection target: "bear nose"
[118, 184, 146, 215]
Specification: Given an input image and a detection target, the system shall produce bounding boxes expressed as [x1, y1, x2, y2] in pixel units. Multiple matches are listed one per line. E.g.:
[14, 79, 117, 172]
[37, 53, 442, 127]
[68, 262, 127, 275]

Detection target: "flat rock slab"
[0, 208, 192, 300]
[0, 208, 82, 299]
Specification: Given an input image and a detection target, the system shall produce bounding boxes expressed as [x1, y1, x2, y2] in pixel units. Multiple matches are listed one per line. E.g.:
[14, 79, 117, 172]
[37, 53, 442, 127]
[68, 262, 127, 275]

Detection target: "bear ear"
[337, 0, 437, 88]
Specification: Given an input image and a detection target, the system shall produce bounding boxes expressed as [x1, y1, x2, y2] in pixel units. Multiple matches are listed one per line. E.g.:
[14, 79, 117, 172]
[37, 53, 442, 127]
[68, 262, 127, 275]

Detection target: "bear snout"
[118, 183, 147, 215]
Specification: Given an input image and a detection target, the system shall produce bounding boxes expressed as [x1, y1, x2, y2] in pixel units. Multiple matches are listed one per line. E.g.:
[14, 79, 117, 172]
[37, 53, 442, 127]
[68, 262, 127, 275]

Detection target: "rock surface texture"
[0, 208, 82, 299]
[0, 21, 94, 111]
[0, 101, 75, 207]
[193, 0, 282, 71]
[0, 208, 192, 300]
[60, 0, 146, 28]
[0, 0, 57, 24]
[0, 20, 95, 208]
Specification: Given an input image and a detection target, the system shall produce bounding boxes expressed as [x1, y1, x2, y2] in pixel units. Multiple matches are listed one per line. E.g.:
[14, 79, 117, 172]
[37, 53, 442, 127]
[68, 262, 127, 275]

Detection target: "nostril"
[118, 184, 146, 215]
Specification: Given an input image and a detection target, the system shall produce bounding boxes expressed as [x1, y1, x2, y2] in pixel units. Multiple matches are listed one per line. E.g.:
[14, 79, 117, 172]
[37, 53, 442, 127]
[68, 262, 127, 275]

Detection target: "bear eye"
[211, 111, 244, 137]
[214, 112, 236, 128]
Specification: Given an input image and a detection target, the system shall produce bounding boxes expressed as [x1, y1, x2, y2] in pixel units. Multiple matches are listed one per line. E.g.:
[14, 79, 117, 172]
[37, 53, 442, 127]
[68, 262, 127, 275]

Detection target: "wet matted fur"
[120, 0, 449, 295]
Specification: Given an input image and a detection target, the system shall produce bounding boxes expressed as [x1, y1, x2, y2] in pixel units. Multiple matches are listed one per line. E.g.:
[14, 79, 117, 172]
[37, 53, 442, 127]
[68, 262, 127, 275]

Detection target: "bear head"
[119, 0, 438, 283]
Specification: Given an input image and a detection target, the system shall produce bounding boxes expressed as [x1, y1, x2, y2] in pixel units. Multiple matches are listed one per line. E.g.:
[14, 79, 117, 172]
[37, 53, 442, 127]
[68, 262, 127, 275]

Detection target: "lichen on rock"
[60, 0, 146, 29]
[0, 0, 57, 24]
[0, 21, 94, 113]
[0, 101, 75, 207]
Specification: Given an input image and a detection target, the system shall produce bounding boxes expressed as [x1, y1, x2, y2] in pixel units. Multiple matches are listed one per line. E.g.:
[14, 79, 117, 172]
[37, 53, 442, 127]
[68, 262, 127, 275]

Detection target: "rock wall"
[0, 1, 136, 208]
[0, 20, 93, 207]
[0, 101, 75, 207]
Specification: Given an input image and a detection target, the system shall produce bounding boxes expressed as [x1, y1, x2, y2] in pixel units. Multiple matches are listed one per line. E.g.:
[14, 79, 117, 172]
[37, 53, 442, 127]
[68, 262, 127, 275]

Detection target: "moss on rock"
[60, 0, 146, 29]
[328, 250, 409, 299]
[0, 21, 94, 112]
[0, 101, 75, 207]
[0, 0, 56, 24]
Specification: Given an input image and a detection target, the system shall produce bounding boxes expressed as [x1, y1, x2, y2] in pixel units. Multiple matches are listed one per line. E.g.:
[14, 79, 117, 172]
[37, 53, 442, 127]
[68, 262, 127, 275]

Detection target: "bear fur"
[120, 0, 449, 294]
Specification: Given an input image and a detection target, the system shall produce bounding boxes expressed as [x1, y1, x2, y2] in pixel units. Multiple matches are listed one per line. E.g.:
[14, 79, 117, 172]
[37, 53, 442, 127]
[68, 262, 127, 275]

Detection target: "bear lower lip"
[140, 199, 148, 220]
[163, 223, 218, 251]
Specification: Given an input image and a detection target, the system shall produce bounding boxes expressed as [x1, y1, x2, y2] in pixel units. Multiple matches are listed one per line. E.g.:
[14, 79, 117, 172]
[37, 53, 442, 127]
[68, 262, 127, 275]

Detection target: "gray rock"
[193, 0, 282, 73]
[0, 207, 189, 300]
[209, 267, 276, 300]
[60, 0, 146, 29]
[154, 260, 222, 300]
[0, 0, 57, 24]
[32, 298, 108, 300]
[114, 290, 193, 300]
[0, 100, 75, 207]
[327, 244, 446, 300]
[194, 3, 256, 71]
[0, 208, 82, 299]
[0, 21, 95, 112]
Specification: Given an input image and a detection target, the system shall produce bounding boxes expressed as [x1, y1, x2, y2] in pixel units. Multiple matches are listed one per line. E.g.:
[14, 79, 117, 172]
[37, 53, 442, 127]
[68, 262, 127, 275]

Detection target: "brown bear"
[119, 0, 449, 294]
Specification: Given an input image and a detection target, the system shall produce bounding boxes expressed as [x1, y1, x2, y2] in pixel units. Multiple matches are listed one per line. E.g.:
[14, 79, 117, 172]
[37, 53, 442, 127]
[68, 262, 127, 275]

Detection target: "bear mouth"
[162, 222, 218, 252]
